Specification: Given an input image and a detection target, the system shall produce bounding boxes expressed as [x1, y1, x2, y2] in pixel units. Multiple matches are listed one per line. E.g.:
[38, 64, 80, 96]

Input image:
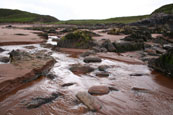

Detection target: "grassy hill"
[56, 3, 173, 25]
[56, 15, 149, 25]
[0, 9, 59, 23]
[152, 3, 173, 14]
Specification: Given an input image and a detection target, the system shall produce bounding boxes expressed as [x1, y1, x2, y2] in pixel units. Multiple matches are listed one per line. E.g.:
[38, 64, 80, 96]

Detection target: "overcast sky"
[0, 0, 172, 20]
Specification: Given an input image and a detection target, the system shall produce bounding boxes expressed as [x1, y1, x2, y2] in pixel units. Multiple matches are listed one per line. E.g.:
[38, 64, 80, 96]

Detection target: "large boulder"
[84, 56, 102, 63]
[113, 41, 144, 53]
[57, 30, 96, 49]
[97, 39, 116, 52]
[149, 48, 173, 77]
[88, 85, 110, 95]
[76, 91, 102, 111]
[123, 29, 152, 42]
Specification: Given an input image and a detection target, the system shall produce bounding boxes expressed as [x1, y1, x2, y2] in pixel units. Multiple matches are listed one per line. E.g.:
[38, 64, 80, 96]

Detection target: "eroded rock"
[149, 48, 173, 77]
[69, 64, 95, 75]
[76, 91, 102, 111]
[25, 92, 63, 109]
[88, 85, 110, 95]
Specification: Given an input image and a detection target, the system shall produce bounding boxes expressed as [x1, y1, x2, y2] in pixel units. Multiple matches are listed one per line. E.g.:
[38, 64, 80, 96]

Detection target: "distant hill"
[152, 3, 173, 14]
[0, 9, 59, 23]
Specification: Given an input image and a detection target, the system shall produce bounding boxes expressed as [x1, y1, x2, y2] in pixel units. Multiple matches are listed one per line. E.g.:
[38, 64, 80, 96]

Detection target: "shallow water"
[0, 43, 173, 115]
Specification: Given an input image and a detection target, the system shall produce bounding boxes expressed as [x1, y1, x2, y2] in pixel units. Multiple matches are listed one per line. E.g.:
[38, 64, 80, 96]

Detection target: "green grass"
[152, 3, 173, 14]
[0, 9, 58, 23]
[54, 15, 149, 25]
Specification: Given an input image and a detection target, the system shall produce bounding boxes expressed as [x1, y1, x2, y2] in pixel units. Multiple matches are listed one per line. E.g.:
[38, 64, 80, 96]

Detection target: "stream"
[0, 36, 173, 115]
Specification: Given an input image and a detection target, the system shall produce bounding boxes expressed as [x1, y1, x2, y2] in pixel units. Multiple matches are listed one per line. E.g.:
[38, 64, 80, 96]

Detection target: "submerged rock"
[88, 86, 110, 95]
[69, 64, 95, 75]
[25, 92, 63, 109]
[84, 56, 102, 63]
[0, 48, 5, 53]
[98, 65, 110, 71]
[0, 57, 9, 63]
[80, 50, 96, 57]
[149, 48, 173, 77]
[76, 91, 102, 111]
[96, 72, 109, 78]
[61, 82, 76, 87]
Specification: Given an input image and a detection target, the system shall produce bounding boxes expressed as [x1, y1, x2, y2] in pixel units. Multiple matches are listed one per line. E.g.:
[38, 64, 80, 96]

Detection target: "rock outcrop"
[0, 50, 55, 98]
[149, 48, 173, 77]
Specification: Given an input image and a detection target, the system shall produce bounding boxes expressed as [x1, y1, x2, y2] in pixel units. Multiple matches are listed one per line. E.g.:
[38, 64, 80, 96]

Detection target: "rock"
[84, 56, 102, 63]
[88, 86, 110, 95]
[24, 46, 36, 49]
[145, 49, 157, 56]
[0, 48, 5, 53]
[163, 44, 173, 50]
[0, 57, 9, 63]
[76, 91, 102, 111]
[98, 65, 109, 71]
[69, 64, 95, 75]
[47, 29, 56, 33]
[109, 87, 119, 91]
[132, 87, 150, 93]
[25, 92, 63, 109]
[97, 39, 116, 52]
[57, 30, 96, 49]
[113, 41, 144, 53]
[9, 50, 32, 63]
[47, 73, 57, 80]
[92, 46, 107, 52]
[62, 82, 76, 87]
[149, 48, 173, 77]
[96, 72, 109, 78]
[123, 29, 152, 42]
[130, 73, 145, 76]
[6, 25, 12, 28]
[80, 50, 96, 57]
[51, 46, 60, 52]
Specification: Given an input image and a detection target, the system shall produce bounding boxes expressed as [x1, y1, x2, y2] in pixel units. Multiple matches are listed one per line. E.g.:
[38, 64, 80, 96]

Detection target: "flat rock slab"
[76, 91, 102, 111]
[88, 86, 110, 95]
[0, 51, 55, 98]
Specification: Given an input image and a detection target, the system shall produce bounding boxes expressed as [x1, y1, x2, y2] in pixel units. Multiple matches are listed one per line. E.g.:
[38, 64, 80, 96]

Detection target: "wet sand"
[0, 25, 45, 46]
[0, 25, 173, 115]
[93, 29, 127, 42]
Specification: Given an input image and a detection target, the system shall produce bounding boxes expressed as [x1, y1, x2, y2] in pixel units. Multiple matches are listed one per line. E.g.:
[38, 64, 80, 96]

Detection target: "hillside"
[152, 3, 173, 14]
[0, 9, 59, 23]
[56, 15, 149, 25]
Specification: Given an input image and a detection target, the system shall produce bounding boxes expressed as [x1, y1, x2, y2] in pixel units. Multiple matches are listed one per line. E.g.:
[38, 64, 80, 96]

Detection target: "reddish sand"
[0, 57, 55, 98]
[93, 29, 127, 42]
[0, 25, 44, 46]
